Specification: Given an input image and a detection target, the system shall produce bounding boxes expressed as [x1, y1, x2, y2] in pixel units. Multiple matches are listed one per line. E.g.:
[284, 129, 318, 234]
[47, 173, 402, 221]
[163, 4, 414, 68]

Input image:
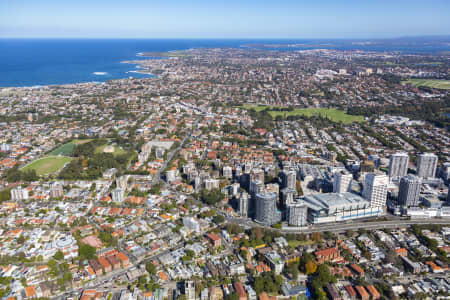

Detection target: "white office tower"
[417, 153, 438, 178]
[235, 165, 242, 177]
[388, 152, 409, 179]
[11, 187, 29, 201]
[116, 175, 130, 191]
[229, 183, 240, 197]
[363, 174, 388, 208]
[333, 171, 352, 193]
[286, 202, 308, 227]
[281, 170, 296, 190]
[238, 192, 249, 217]
[184, 281, 196, 300]
[111, 188, 124, 203]
[223, 166, 233, 179]
[204, 178, 219, 190]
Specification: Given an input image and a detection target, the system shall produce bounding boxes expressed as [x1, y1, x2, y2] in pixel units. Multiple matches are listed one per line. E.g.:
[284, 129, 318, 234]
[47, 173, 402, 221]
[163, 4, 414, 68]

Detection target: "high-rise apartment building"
[388, 152, 409, 179]
[398, 174, 422, 207]
[417, 153, 438, 178]
[255, 192, 280, 226]
[363, 174, 388, 208]
[333, 171, 352, 193]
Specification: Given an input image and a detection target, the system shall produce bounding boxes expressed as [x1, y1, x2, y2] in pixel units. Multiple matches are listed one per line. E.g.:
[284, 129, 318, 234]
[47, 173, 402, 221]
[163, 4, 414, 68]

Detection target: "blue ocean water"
[0, 38, 449, 87]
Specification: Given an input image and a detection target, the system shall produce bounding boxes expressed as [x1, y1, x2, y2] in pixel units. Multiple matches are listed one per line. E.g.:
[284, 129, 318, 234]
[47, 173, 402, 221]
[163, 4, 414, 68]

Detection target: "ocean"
[0, 38, 449, 87]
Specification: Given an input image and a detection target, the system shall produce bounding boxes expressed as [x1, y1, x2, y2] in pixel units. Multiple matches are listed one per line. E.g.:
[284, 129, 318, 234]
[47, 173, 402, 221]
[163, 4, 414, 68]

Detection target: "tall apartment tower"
[49, 182, 64, 198]
[11, 187, 29, 201]
[184, 281, 196, 300]
[333, 171, 352, 193]
[255, 192, 280, 226]
[398, 175, 422, 207]
[111, 188, 124, 203]
[280, 170, 296, 190]
[249, 180, 264, 197]
[388, 152, 409, 179]
[363, 174, 388, 208]
[286, 202, 308, 227]
[417, 153, 438, 178]
[281, 188, 297, 206]
[238, 192, 249, 217]
[250, 168, 265, 183]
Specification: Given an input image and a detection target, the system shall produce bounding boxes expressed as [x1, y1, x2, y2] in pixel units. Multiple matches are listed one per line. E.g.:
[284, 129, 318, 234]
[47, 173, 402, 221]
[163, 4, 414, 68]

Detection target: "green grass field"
[402, 79, 450, 90]
[49, 139, 92, 156]
[94, 144, 127, 156]
[287, 239, 315, 248]
[241, 105, 364, 124]
[22, 156, 72, 175]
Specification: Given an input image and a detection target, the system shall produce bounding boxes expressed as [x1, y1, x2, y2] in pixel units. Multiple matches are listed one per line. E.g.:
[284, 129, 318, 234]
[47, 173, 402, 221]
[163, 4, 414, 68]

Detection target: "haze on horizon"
[0, 0, 450, 39]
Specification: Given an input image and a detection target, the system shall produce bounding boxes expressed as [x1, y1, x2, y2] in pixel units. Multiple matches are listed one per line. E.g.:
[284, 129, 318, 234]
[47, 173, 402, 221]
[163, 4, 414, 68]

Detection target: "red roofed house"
[395, 248, 408, 257]
[315, 247, 341, 264]
[207, 151, 217, 160]
[365, 285, 380, 300]
[98, 257, 112, 273]
[116, 252, 130, 267]
[25, 285, 36, 298]
[350, 264, 365, 276]
[233, 282, 247, 300]
[207, 232, 221, 247]
[89, 259, 103, 276]
[355, 286, 369, 300]
[106, 255, 121, 270]
[344, 285, 357, 299]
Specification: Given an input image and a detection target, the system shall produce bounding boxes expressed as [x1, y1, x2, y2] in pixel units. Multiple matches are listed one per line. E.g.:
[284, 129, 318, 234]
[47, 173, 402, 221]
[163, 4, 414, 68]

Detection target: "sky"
[0, 0, 449, 38]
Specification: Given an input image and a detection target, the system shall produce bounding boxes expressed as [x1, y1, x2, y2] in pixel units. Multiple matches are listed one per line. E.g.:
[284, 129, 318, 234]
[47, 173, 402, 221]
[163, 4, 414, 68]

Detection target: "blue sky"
[1, 0, 449, 38]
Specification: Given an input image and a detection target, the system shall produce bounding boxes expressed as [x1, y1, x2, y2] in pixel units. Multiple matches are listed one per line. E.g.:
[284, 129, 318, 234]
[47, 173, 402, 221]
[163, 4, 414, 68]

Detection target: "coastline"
[2, 38, 450, 88]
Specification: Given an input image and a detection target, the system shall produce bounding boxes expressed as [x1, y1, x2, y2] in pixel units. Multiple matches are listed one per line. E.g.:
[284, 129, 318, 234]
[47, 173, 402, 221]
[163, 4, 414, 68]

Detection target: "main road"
[222, 213, 450, 234]
[151, 117, 200, 186]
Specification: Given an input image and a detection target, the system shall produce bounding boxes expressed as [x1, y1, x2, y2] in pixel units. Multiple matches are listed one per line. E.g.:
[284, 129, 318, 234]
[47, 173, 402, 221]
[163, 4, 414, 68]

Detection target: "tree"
[178, 294, 187, 300]
[227, 224, 244, 235]
[311, 232, 322, 243]
[54, 250, 64, 260]
[286, 263, 299, 279]
[78, 243, 97, 260]
[63, 272, 72, 283]
[17, 235, 25, 245]
[305, 260, 318, 275]
[300, 252, 315, 273]
[272, 223, 282, 229]
[146, 262, 156, 275]
[212, 215, 225, 224]
[251, 227, 265, 241]
[323, 231, 334, 240]
[315, 264, 336, 284]
[225, 293, 239, 300]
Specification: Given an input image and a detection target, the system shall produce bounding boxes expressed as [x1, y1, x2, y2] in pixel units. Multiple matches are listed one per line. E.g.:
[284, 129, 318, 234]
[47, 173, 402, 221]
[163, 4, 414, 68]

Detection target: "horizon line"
[1, 34, 450, 40]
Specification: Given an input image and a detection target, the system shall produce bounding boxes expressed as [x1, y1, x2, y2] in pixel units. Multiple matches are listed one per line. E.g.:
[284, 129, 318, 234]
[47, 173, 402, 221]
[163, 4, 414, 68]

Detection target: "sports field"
[241, 105, 364, 124]
[94, 144, 127, 156]
[49, 139, 92, 156]
[22, 156, 72, 175]
[402, 79, 450, 90]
